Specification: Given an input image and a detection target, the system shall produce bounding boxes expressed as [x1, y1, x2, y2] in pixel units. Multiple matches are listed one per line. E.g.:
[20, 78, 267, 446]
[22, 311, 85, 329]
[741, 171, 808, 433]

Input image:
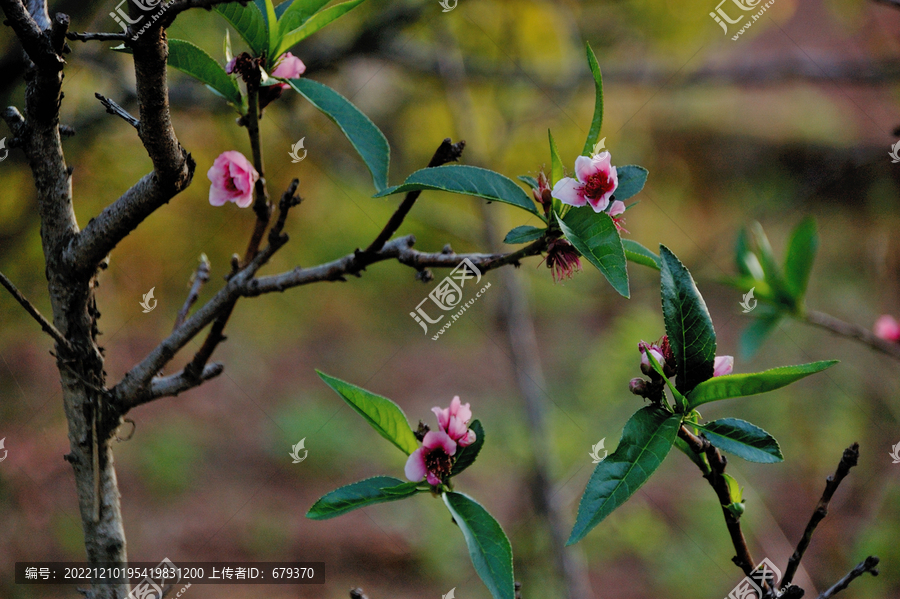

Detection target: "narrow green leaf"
[374, 165, 541, 216]
[443, 492, 515, 599]
[659, 245, 717, 394]
[613, 166, 648, 202]
[622, 239, 660, 270]
[644, 348, 685, 411]
[581, 42, 604, 156]
[721, 472, 743, 503]
[568, 407, 681, 545]
[215, 2, 269, 56]
[451, 420, 485, 476]
[518, 175, 539, 189]
[287, 78, 390, 191]
[739, 312, 782, 358]
[783, 217, 818, 302]
[751, 222, 791, 302]
[276, 0, 366, 56]
[277, 0, 329, 35]
[734, 229, 762, 279]
[557, 209, 629, 297]
[685, 360, 838, 409]
[306, 476, 420, 520]
[548, 130, 564, 186]
[503, 225, 545, 245]
[275, 0, 296, 17]
[166, 40, 243, 106]
[696, 418, 783, 463]
[316, 371, 419, 454]
[259, 0, 279, 59]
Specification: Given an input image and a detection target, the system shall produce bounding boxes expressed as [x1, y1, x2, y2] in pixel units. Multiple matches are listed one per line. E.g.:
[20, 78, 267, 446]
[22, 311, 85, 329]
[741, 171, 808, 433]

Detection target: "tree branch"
[139, 362, 224, 407]
[0, 270, 72, 351]
[678, 425, 756, 576]
[0, 0, 64, 70]
[95, 93, 140, 129]
[174, 254, 211, 330]
[816, 556, 879, 599]
[783, 443, 860, 586]
[802, 310, 900, 361]
[67, 31, 127, 42]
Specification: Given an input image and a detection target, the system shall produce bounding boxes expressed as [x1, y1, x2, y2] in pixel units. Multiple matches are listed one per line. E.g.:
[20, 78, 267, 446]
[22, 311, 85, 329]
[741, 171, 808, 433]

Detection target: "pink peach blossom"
[271, 52, 306, 89]
[207, 151, 259, 208]
[433, 396, 476, 446]
[551, 152, 619, 212]
[874, 315, 900, 342]
[713, 356, 734, 377]
[404, 430, 457, 487]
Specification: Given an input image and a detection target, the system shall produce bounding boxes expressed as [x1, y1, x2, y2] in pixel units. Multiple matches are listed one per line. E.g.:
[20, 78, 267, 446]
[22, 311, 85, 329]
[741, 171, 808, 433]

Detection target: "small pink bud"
[874, 315, 900, 342]
[629, 378, 648, 396]
[713, 355, 734, 377]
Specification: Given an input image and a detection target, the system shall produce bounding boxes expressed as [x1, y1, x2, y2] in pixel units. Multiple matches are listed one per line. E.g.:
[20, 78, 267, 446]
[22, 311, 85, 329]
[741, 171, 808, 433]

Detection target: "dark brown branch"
[67, 31, 127, 42]
[0, 0, 65, 70]
[678, 425, 756, 576]
[873, 0, 900, 9]
[783, 443, 860, 586]
[363, 138, 465, 255]
[95, 93, 139, 129]
[0, 270, 72, 351]
[241, 81, 271, 266]
[136, 362, 224, 407]
[816, 556, 879, 599]
[174, 254, 211, 330]
[803, 310, 900, 361]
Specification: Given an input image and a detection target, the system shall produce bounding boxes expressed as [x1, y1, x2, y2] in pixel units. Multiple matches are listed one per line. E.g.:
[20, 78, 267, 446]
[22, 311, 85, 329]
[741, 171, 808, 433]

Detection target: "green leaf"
[557, 209, 629, 297]
[451, 420, 485, 477]
[166, 40, 243, 107]
[287, 78, 390, 191]
[613, 166, 648, 202]
[622, 239, 660, 270]
[549, 129, 564, 187]
[374, 165, 541, 217]
[276, 0, 366, 56]
[783, 217, 818, 302]
[750, 222, 791, 302]
[568, 407, 681, 545]
[276, 0, 329, 35]
[659, 245, 717, 394]
[316, 371, 419, 454]
[644, 348, 685, 411]
[739, 312, 782, 358]
[696, 418, 783, 463]
[258, 0, 278, 58]
[214, 2, 269, 56]
[503, 225, 545, 245]
[721, 472, 743, 503]
[685, 360, 838, 409]
[735, 229, 763, 280]
[306, 476, 421, 520]
[674, 435, 710, 474]
[580, 42, 604, 156]
[518, 175, 539, 189]
[443, 492, 515, 599]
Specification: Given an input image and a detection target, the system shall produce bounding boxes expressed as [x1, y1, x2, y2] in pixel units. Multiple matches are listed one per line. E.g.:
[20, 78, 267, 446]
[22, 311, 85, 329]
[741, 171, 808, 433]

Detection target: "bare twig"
[242, 82, 271, 266]
[678, 425, 756, 576]
[816, 556, 879, 599]
[0, 0, 64, 70]
[363, 138, 466, 255]
[0, 270, 72, 351]
[67, 31, 127, 42]
[137, 362, 224, 407]
[803, 310, 900, 361]
[783, 443, 860, 586]
[95, 93, 140, 129]
[174, 254, 211, 330]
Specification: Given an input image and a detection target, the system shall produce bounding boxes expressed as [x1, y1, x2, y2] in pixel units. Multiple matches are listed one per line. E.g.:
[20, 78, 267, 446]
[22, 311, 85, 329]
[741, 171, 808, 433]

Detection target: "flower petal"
[404, 448, 427, 482]
[423, 430, 457, 456]
[551, 177, 587, 207]
[713, 355, 734, 377]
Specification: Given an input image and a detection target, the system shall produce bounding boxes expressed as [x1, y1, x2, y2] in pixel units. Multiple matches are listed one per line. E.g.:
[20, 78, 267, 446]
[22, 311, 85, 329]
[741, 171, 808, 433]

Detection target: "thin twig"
[242, 80, 271, 266]
[803, 310, 900, 361]
[363, 138, 465, 255]
[138, 362, 224, 407]
[0, 270, 72, 351]
[95, 93, 140, 129]
[67, 31, 126, 42]
[678, 425, 756, 576]
[783, 443, 860, 586]
[174, 254, 211, 330]
[816, 556, 879, 598]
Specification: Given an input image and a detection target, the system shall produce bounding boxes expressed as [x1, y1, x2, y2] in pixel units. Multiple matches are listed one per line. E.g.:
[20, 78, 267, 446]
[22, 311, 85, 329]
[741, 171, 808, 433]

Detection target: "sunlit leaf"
[686, 360, 838, 409]
[307, 476, 422, 520]
[696, 418, 783, 463]
[166, 40, 243, 107]
[581, 42, 604, 156]
[557, 209, 629, 297]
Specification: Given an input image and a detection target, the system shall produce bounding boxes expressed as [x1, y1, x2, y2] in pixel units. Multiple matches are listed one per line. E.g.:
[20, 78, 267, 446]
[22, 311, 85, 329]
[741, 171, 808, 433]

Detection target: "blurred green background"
[1, 0, 900, 597]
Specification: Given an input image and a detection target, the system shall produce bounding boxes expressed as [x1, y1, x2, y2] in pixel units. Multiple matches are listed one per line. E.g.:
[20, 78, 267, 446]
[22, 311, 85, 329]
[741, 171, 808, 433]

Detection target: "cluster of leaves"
[308, 372, 515, 599]
[726, 218, 819, 357]
[567, 245, 836, 544]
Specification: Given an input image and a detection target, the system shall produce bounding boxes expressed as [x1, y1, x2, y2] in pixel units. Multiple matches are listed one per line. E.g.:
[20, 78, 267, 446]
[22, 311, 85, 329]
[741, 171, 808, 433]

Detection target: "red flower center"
[424, 447, 454, 480]
[224, 174, 239, 193]
[582, 171, 615, 200]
